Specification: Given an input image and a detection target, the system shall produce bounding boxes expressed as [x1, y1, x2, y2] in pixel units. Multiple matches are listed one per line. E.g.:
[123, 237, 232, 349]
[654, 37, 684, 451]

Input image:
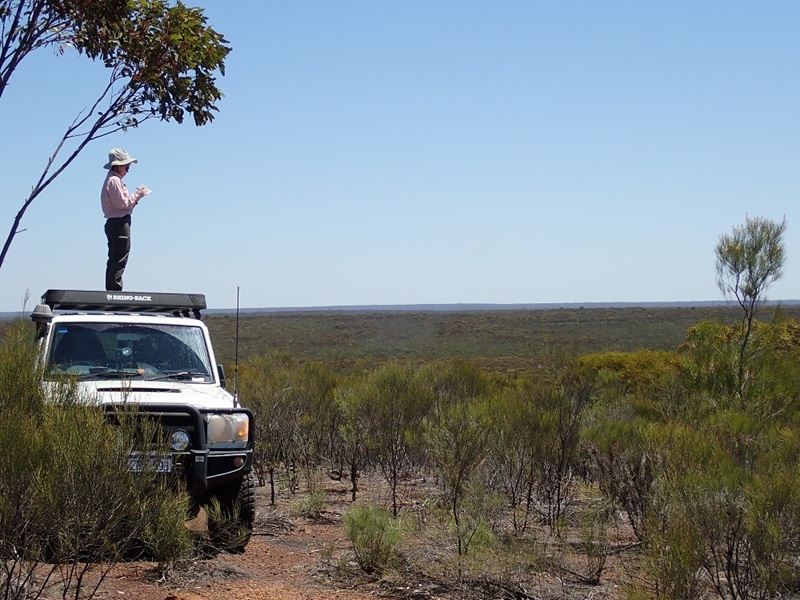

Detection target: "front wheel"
[207, 472, 255, 553]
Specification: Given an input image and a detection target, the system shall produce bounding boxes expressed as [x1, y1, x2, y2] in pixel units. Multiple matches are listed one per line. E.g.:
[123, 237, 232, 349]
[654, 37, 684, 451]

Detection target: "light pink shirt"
[101, 171, 141, 218]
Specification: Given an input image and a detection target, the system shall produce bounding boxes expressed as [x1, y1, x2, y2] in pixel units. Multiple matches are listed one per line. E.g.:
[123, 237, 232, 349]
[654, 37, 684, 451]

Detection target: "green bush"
[205, 498, 251, 553]
[0, 321, 192, 598]
[0, 319, 44, 416]
[343, 504, 399, 574]
[743, 468, 800, 596]
[289, 491, 327, 520]
[582, 349, 678, 395]
[138, 487, 194, 567]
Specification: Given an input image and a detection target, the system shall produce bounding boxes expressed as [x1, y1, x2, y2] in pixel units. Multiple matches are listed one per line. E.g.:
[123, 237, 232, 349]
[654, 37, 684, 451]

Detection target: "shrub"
[289, 491, 327, 520]
[205, 498, 251, 553]
[0, 319, 44, 417]
[0, 321, 192, 598]
[582, 350, 678, 395]
[577, 490, 613, 585]
[343, 504, 399, 574]
[138, 488, 193, 568]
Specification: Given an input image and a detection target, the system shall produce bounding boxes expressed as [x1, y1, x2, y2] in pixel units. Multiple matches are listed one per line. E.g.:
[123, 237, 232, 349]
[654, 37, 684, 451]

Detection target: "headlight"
[206, 413, 249, 448]
[169, 430, 190, 451]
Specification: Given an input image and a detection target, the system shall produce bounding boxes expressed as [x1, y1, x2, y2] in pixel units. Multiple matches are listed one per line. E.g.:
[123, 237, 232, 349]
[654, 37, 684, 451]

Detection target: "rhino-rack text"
[107, 294, 153, 302]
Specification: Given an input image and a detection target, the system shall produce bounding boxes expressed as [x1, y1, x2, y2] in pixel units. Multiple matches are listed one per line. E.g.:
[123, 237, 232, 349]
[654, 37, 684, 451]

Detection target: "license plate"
[128, 453, 173, 473]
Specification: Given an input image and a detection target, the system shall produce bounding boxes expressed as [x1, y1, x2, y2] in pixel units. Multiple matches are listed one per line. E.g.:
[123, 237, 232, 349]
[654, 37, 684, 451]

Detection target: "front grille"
[105, 403, 206, 450]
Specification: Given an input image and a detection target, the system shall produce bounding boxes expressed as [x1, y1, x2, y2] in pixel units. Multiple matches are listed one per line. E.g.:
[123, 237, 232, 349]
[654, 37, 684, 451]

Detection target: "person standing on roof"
[101, 148, 151, 291]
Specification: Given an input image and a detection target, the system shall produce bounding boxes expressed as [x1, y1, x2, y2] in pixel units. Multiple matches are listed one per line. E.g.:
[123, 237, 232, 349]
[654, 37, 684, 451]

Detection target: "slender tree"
[360, 364, 430, 516]
[715, 215, 787, 396]
[335, 374, 370, 502]
[0, 0, 231, 270]
[427, 400, 491, 558]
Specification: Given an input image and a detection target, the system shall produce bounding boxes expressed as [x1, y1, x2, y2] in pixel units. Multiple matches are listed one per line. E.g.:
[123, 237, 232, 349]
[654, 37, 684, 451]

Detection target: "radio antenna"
[233, 286, 240, 407]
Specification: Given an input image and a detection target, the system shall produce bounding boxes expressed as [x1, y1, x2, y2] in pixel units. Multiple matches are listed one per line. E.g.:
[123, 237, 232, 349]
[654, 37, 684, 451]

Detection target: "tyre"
[207, 471, 255, 553]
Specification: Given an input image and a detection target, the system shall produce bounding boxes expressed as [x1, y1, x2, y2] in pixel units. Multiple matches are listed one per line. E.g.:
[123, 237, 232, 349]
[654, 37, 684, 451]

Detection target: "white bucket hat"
[103, 148, 139, 169]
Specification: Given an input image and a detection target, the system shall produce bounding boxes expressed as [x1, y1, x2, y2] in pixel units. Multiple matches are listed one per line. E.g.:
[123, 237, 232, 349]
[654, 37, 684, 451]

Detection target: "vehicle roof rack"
[38, 289, 207, 319]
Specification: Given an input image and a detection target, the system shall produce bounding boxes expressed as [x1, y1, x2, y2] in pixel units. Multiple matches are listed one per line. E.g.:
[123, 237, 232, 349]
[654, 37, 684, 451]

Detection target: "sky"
[1, 1, 798, 313]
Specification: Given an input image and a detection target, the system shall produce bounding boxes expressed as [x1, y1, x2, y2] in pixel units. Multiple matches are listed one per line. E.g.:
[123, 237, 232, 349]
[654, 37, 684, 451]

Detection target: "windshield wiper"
[78, 368, 144, 380]
[145, 371, 208, 381]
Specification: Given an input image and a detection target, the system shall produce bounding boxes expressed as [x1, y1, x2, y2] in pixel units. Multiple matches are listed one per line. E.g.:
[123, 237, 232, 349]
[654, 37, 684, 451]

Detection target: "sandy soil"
[90, 483, 389, 600]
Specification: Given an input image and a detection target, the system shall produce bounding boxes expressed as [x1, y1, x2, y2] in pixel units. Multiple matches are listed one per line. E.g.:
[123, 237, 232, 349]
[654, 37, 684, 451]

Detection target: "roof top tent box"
[39, 289, 207, 319]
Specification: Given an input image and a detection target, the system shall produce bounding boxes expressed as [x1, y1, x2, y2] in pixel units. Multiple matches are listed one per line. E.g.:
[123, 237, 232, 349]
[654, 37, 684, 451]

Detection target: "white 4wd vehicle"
[30, 289, 256, 551]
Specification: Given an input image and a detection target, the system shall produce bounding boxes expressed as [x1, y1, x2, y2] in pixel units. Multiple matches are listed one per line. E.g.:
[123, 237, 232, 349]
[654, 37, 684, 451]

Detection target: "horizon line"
[207, 299, 800, 314]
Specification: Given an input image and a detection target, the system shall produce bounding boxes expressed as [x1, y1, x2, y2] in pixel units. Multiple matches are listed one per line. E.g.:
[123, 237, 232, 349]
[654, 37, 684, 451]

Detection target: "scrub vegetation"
[3, 216, 799, 599]
[232, 217, 800, 598]
[236, 313, 800, 599]
[0, 321, 193, 599]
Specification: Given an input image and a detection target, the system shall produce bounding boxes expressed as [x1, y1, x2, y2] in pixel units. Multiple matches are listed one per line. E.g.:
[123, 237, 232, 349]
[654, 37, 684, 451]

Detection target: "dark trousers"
[105, 215, 131, 291]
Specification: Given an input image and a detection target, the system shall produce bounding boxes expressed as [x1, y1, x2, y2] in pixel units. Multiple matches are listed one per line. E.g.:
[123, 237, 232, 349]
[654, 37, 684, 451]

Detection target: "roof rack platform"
[39, 289, 207, 318]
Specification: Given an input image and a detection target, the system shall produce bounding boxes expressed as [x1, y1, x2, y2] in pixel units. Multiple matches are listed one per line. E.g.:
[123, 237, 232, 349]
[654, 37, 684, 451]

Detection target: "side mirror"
[217, 364, 227, 389]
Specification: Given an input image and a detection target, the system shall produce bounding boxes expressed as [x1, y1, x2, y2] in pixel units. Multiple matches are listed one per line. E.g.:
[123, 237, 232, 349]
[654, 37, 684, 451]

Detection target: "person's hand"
[137, 186, 152, 197]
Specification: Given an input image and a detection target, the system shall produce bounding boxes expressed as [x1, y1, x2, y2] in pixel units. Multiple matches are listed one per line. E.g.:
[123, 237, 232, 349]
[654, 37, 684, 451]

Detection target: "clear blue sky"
[1, 1, 798, 312]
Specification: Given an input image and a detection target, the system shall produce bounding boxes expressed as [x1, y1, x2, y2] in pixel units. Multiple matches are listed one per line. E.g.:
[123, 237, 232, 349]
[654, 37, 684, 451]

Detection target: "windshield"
[46, 322, 214, 383]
